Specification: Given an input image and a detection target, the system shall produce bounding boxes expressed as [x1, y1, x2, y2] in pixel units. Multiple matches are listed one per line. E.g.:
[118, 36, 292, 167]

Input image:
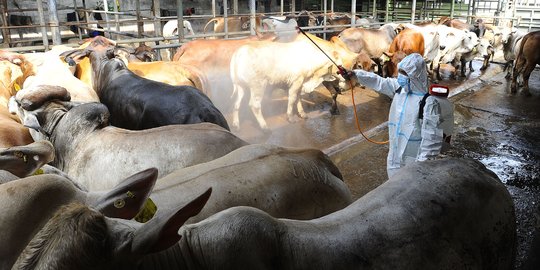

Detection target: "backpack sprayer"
[296, 26, 389, 145]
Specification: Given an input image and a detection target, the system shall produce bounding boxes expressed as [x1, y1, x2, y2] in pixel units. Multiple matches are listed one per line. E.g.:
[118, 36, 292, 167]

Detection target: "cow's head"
[8, 85, 76, 141]
[13, 187, 212, 269]
[477, 38, 494, 59]
[381, 51, 407, 78]
[501, 27, 516, 44]
[0, 140, 55, 178]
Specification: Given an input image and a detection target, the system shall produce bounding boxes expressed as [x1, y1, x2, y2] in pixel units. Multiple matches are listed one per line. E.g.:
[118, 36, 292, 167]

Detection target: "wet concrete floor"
[218, 60, 539, 269]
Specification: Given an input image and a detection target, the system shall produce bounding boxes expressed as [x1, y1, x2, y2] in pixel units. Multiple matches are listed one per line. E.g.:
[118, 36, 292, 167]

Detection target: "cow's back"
[99, 70, 229, 130]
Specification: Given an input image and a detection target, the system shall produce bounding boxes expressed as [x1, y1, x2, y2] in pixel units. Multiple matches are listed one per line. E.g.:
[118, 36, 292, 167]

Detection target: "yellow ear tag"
[14, 83, 21, 92]
[32, 168, 44, 175]
[134, 198, 157, 223]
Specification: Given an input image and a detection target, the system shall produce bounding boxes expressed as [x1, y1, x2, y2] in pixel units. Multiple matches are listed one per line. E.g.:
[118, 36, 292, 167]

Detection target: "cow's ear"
[131, 188, 212, 255]
[92, 168, 158, 219]
[22, 112, 43, 132]
[382, 52, 393, 62]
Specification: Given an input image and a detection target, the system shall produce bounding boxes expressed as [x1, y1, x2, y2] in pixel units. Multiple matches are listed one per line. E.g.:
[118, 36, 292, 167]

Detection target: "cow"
[17, 47, 100, 103]
[150, 143, 352, 223]
[396, 23, 440, 72]
[3, 168, 161, 269]
[13, 186, 212, 270]
[203, 15, 263, 36]
[127, 61, 209, 93]
[511, 30, 540, 94]
[434, 26, 480, 80]
[314, 13, 360, 39]
[0, 140, 54, 182]
[439, 16, 485, 38]
[8, 85, 248, 191]
[0, 60, 33, 148]
[338, 24, 398, 75]
[230, 33, 361, 131]
[68, 41, 230, 131]
[453, 38, 494, 77]
[172, 34, 275, 112]
[381, 28, 425, 77]
[14, 158, 516, 269]
[502, 28, 526, 79]
[162, 19, 195, 60]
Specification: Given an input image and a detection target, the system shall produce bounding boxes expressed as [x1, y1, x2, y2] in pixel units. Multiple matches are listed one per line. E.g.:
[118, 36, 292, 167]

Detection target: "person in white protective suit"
[348, 53, 454, 177]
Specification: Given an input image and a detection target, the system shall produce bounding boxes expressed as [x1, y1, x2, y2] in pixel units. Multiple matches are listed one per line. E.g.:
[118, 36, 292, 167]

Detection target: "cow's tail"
[203, 18, 218, 34]
[512, 33, 529, 78]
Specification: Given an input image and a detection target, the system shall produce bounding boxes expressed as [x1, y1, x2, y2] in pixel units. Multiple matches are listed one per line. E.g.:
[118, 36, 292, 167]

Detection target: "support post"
[233, 0, 238, 14]
[153, 0, 161, 60]
[385, 0, 389, 22]
[280, 0, 284, 15]
[372, 0, 376, 18]
[0, 0, 10, 46]
[249, 0, 255, 35]
[36, 0, 49, 49]
[177, 0, 184, 42]
[331, 0, 334, 13]
[411, 0, 417, 23]
[72, 0, 83, 40]
[48, 0, 62, 45]
[224, 0, 229, 38]
[212, 0, 216, 17]
[291, 0, 295, 13]
[351, 0, 357, 27]
[136, 0, 144, 45]
[102, 0, 111, 38]
[113, 0, 121, 39]
[450, 0, 455, 19]
[323, 0, 327, 40]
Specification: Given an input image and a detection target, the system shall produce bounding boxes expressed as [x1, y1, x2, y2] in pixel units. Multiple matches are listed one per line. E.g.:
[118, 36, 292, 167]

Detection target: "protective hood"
[396, 53, 428, 93]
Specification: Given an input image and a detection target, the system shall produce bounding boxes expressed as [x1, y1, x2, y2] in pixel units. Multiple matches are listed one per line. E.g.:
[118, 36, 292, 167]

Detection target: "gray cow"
[9, 85, 248, 191]
[4, 168, 160, 269]
[0, 140, 54, 182]
[151, 143, 353, 223]
[14, 158, 516, 269]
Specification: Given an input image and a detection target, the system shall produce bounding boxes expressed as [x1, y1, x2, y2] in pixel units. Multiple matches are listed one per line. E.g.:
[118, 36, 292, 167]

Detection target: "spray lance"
[295, 26, 388, 145]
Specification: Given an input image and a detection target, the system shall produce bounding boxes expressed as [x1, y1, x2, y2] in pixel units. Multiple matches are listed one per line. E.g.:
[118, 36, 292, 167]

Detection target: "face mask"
[397, 74, 409, 88]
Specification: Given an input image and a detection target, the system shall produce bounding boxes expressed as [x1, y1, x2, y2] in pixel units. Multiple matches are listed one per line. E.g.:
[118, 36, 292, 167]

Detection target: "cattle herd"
[0, 11, 537, 269]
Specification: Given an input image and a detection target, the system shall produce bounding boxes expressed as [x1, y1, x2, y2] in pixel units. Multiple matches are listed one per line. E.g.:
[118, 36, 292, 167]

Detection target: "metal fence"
[1, 0, 539, 55]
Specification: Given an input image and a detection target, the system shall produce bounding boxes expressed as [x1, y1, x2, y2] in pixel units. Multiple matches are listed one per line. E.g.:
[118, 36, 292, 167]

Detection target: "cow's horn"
[18, 85, 71, 111]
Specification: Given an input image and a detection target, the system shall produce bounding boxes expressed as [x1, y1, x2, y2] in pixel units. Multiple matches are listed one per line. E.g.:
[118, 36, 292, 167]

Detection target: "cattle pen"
[1, 0, 539, 55]
[1, 0, 540, 269]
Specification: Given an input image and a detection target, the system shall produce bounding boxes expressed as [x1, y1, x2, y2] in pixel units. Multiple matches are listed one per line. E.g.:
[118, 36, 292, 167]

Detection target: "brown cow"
[382, 28, 425, 77]
[511, 30, 540, 94]
[439, 16, 485, 38]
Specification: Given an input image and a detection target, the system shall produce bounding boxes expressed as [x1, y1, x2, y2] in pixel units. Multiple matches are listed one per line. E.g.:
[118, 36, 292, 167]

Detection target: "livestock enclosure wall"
[1, 0, 539, 53]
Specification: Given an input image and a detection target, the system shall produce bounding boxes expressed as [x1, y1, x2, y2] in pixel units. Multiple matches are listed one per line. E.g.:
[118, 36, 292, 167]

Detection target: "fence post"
[48, 0, 62, 45]
[411, 0, 417, 23]
[36, 0, 49, 50]
[250, 0, 255, 36]
[176, 0, 183, 42]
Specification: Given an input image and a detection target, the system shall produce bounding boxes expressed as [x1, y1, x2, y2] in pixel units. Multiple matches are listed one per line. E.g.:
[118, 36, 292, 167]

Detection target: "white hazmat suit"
[351, 53, 454, 177]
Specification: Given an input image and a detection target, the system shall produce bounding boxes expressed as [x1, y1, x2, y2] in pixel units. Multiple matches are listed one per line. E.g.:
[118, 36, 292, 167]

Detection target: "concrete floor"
[220, 60, 540, 269]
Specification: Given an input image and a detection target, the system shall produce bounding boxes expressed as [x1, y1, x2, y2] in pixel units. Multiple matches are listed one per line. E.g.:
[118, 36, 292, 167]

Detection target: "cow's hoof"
[505, 73, 511, 79]
[330, 109, 340, 116]
[480, 66, 487, 71]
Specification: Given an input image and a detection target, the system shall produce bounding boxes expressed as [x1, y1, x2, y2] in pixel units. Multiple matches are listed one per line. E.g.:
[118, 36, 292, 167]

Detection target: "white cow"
[434, 25, 480, 80]
[162, 20, 195, 60]
[452, 38, 494, 76]
[230, 33, 360, 131]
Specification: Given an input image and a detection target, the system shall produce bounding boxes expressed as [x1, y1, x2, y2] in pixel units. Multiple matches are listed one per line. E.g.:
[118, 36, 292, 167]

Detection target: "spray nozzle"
[337, 65, 352, 81]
